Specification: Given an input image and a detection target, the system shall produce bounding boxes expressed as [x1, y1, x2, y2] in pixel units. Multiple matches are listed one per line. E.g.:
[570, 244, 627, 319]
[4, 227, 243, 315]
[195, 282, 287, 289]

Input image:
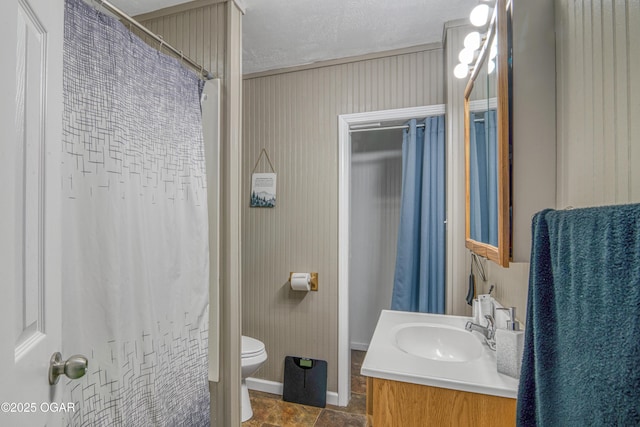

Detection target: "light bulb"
[463, 32, 481, 51]
[470, 4, 490, 27]
[454, 63, 469, 79]
[459, 48, 475, 65]
[488, 60, 495, 74]
[490, 41, 497, 60]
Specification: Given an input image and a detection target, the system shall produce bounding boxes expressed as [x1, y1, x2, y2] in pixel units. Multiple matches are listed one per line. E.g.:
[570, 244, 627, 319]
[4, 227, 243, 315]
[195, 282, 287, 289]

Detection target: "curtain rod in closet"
[94, 0, 214, 80]
[349, 123, 426, 133]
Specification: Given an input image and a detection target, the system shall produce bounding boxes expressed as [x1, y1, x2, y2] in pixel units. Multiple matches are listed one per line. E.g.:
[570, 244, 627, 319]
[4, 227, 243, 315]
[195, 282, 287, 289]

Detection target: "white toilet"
[241, 335, 268, 422]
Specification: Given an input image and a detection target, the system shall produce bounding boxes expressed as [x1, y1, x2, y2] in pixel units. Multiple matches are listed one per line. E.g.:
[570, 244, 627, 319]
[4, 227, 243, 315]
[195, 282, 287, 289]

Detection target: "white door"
[0, 0, 70, 425]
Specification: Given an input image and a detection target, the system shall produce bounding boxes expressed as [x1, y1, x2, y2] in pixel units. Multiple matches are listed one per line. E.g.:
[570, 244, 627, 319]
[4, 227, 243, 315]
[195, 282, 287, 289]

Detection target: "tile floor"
[242, 350, 367, 427]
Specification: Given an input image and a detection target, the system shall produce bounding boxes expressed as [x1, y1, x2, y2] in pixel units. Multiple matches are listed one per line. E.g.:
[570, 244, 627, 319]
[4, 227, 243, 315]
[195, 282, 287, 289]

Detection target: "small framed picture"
[250, 172, 277, 207]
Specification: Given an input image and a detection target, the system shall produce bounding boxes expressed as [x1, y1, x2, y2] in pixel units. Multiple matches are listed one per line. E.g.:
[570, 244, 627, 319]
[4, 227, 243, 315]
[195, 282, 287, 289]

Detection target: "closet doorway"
[337, 105, 446, 406]
[349, 127, 403, 350]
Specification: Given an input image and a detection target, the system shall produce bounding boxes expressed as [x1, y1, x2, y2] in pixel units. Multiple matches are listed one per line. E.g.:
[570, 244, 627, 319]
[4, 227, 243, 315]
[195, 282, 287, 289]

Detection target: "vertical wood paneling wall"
[130, 0, 640, 404]
[242, 48, 444, 392]
[444, 22, 474, 317]
[135, 2, 227, 79]
[556, 0, 640, 208]
[484, 0, 639, 326]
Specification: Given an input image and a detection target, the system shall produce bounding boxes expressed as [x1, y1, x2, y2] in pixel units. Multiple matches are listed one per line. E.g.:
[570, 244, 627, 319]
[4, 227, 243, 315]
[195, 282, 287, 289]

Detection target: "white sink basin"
[361, 310, 519, 398]
[394, 323, 483, 362]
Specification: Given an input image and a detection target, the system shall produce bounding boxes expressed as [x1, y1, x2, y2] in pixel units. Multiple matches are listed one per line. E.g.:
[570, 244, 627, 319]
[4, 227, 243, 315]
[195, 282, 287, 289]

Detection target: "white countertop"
[361, 310, 519, 399]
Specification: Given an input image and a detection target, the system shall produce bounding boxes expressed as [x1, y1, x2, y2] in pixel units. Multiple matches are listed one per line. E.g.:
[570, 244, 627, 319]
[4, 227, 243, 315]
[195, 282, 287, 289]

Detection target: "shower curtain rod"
[349, 123, 426, 133]
[94, 0, 214, 80]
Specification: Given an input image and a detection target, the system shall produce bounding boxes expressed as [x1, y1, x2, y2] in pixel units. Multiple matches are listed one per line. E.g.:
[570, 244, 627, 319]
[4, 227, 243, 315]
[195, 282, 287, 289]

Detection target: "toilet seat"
[242, 335, 265, 358]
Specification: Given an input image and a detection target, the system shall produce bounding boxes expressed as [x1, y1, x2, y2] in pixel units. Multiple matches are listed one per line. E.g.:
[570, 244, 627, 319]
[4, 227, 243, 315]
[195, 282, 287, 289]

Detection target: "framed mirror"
[464, 0, 511, 267]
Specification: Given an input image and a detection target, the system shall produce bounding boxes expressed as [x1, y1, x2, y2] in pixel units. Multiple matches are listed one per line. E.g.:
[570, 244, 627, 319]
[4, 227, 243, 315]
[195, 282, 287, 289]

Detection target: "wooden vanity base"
[366, 377, 516, 427]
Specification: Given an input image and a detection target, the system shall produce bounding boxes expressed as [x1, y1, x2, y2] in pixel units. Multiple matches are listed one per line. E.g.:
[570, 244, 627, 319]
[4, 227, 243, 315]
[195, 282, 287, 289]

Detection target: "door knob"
[48, 352, 88, 385]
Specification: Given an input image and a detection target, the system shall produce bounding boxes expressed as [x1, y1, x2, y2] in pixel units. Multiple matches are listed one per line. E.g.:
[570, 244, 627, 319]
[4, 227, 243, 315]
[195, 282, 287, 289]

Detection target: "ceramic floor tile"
[248, 398, 321, 427]
[351, 350, 366, 368]
[240, 418, 263, 427]
[326, 392, 366, 415]
[244, 395, 279, 426]
[351, 374, 367, 395]
[351, 350, 367, 395]
[244, 350, 368, 426]
[251, 390, 282, 400]
[314, 409, 367, 427]
[345, 392, 366, 415]
[275, 400, 321, 427]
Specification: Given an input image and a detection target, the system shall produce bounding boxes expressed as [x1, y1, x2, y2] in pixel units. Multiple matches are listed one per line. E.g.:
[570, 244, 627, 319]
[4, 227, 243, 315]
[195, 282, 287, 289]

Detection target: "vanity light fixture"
[454, 63, 470, 79]
[455, 49, 474, 79]
[453, 0, 495, 79]
[455, 31, 482, 80]
[463, 31, 482, 50]
[487, 59, 495, 74]
[459, 48, 475, 65]
[490, 40, 498, 60]
[470, 4, 491, 27]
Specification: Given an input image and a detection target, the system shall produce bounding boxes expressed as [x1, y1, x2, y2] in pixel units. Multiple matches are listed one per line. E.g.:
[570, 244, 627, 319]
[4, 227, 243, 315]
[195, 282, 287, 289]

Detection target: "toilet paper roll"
[291, 273, 311, 291]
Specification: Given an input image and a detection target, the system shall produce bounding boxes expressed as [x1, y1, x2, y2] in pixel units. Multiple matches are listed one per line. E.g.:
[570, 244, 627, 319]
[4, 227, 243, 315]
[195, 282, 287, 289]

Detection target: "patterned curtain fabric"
[61, 0, 210, 424]
[391, 116, 446, 313]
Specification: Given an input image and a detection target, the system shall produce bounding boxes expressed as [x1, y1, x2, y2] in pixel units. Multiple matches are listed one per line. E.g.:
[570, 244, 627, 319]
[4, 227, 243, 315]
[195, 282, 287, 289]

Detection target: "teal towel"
[517, 204, 640, 426]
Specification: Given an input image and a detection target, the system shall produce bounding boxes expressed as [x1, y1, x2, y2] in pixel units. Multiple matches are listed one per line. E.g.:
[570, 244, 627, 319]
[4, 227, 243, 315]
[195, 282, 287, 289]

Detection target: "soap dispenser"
[495, 307, 524, 379]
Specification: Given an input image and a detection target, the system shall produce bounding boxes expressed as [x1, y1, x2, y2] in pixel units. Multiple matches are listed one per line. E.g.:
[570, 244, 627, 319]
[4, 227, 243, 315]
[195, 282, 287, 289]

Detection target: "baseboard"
[245, 378, 283, 395]
[350, 342, 370, 352]
[246, 377, 341, 407]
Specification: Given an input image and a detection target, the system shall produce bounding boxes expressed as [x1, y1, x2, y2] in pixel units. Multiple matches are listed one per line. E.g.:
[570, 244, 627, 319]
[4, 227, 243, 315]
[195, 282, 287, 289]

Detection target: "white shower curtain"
[61, 0, 209, 425]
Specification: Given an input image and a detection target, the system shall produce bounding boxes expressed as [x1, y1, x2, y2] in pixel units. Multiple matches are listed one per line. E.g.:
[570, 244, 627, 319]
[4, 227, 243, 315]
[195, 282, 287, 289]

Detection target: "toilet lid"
[242, 336, 265, 358]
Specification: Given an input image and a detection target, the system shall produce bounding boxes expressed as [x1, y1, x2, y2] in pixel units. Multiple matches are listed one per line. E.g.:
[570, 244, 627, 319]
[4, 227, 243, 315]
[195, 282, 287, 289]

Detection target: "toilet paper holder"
[289, 272, 318, 291]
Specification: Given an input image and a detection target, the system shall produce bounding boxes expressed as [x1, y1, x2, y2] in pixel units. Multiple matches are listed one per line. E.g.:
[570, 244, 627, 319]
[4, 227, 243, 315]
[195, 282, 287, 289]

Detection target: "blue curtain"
[469, 110, 498, 246]
[391, 116, 446, 313]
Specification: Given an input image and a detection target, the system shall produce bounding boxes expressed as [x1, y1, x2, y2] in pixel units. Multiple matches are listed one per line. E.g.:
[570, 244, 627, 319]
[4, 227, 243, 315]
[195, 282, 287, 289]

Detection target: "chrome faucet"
[465, 314, 496, 350]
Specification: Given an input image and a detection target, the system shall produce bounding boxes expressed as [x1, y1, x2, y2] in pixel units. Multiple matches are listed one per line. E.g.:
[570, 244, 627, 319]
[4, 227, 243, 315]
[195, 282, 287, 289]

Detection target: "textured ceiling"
[111, 0, 473, 75]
